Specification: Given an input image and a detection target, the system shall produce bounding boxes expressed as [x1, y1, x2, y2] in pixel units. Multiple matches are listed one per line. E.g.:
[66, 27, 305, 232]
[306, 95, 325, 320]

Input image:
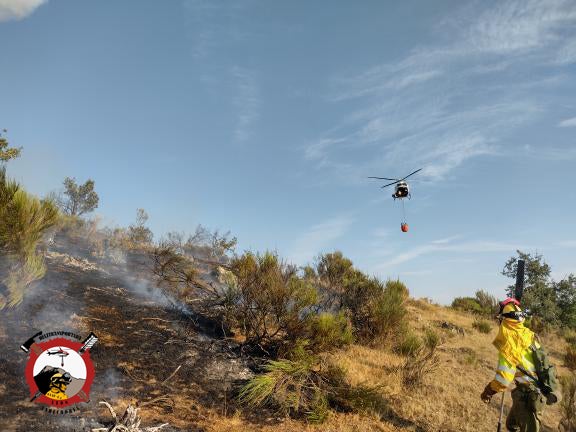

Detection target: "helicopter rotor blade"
[368, 176, 399, 181]
[380, 180, 400, 189]
[399, 168, 423, 181]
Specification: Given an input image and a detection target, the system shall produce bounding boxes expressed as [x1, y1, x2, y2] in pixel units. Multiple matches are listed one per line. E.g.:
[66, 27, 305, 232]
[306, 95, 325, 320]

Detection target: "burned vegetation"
[0, 204, 440, 430]
[1, 159, 440, 431]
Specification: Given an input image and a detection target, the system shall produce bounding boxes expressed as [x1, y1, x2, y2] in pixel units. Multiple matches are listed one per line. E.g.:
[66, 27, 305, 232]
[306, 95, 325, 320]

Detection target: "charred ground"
[0, 230, 573, 432]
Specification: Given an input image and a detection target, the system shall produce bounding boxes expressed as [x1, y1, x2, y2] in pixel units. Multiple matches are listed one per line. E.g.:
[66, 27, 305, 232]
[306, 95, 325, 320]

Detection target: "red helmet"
[498, 297, 524, 321]
[499, 297, 520, 309]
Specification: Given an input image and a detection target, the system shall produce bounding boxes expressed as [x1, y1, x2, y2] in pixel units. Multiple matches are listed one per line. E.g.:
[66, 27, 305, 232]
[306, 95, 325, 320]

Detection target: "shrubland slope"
[0, 234, 571, 432]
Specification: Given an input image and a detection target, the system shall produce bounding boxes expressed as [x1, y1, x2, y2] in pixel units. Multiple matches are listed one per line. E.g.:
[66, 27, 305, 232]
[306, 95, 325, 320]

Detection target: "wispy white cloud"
[372, 227, 391, 238]
[306, 0, 576, 182]
[182, 0, 252, 60]
[231, 66, 260, 143]
[463, 0, 576, 56]
[558, 116, 576, 127]
[431, 235, 461, 245]
[288, 215, 354, 265]
[374, 238, 522, 270]
[556, 39, 576, 64]
[0, 0, 46, 22]
[522, 143, 576, 160]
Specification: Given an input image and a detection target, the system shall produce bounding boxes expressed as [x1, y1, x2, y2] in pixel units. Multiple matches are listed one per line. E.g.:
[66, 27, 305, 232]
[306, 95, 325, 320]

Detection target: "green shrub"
[308, 312, 353, 352]
[473, 318, 492, 334]
[228, 251, 318, 353]
[464, 351, 478, 366]
[395, 332, 422, 356]
[559, 373, 576, 431]
[238, 352, 386, 423]
[451, 297, 483, 314]
[399, 329, 441, 388]
[312, 252, 409, 346]
[524, 316, 553, 334]
[422, 328, 440, 351]
[363, 279, 409, 343]
[0, 131, 21, 162]
[566, 344, 576, 371]
[315, 251, 354, 310]
[0, 169, 59, 308]
[559, 328, 576, 345]
[475, 290, 499, 316]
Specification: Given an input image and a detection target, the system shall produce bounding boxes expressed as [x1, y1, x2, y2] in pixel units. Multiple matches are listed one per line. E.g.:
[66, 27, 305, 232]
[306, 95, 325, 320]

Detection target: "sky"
[1, 0, 575, 304]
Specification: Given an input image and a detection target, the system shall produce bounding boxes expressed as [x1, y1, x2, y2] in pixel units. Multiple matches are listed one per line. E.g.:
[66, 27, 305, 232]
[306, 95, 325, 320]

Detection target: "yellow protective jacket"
[489, 319, 538, 392]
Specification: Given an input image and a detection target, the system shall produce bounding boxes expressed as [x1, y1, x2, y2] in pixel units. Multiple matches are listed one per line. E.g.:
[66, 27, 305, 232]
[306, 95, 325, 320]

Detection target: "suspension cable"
[401, 198, 406, 223]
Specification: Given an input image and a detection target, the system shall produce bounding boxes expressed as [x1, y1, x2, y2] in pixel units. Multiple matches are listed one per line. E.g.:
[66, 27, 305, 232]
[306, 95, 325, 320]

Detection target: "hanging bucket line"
[401, 199, 406, 223]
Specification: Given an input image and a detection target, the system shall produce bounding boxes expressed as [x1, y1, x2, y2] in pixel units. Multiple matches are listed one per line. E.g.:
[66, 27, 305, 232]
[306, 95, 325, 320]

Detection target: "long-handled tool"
[495, 259, 525, 431]
[497, 392, 505, 432]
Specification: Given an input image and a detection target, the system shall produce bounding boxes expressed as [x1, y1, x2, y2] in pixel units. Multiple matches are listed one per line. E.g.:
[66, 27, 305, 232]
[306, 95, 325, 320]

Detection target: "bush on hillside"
[238, 348, 386, 423]
[150, 243, 227, 305]
[524, 315, 554, 335]
[451, 296, 484, 314]
[0, 169, 59, 308]
[227, 251, 318, 353]
[559, 373, 576, 432]
[395, 331, 422, 356]
[472, 318, 492, 334]
[475, 290, 499, 315]
[127, 208, 153, 247]
[305, 252, 411, 345]
[566, 344, 576, 371]
[315, 251, 354, 310]
[451, 291, 499, 317]
[184, 224, 237, 261]
[400, 328, 441, 388]
[359, 279, 409, 343]
[307, 312, 354, 352]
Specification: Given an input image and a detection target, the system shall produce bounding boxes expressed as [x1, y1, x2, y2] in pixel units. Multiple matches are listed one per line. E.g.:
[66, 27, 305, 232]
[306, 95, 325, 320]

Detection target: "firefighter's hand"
[481, 384, 497, 404]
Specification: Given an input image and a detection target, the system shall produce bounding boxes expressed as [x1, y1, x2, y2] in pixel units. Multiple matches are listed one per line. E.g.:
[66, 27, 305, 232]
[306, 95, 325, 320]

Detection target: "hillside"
[0, 231, 571, 432]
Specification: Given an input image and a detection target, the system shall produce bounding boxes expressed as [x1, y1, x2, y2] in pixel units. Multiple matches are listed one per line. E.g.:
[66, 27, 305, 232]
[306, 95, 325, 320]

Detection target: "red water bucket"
[401, 223, 409, 232]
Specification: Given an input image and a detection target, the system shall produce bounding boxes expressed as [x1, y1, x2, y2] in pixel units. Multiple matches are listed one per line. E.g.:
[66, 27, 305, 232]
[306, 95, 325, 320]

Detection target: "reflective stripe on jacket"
[490, 341, 539, 392]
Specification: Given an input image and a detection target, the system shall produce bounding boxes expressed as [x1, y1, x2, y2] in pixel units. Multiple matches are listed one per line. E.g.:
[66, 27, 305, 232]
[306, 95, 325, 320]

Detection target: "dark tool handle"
[497, 392, 505, 431]
[515, 259, 525, 301]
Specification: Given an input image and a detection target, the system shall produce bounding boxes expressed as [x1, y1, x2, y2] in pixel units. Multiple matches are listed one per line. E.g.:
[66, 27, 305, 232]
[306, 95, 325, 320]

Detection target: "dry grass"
[193, 299, 569, 432]
[4, 249, 570, 432]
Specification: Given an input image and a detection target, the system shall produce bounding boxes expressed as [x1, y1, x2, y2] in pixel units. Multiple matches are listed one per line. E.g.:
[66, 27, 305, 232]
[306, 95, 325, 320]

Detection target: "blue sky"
[1, 0, 575, 304]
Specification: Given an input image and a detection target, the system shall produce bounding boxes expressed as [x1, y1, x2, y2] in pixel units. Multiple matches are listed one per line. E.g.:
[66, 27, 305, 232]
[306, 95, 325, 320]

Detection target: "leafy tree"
[60, 177, 99, 216]
[452, 297, 484, 314]
[183, 224, 237, 260]
[502, 251, 558, 324]
[315, 251, 354, 310]
[128, 208, 153, 245]
[475, 290, 499, 315]
[555, 274, 576, 329]
[502, 250, 551, 295]
[0, 130, 21, 163]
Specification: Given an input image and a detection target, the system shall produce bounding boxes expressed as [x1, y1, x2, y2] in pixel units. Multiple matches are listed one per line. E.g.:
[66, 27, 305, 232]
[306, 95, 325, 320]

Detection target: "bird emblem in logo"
[21, 331, 98, 412]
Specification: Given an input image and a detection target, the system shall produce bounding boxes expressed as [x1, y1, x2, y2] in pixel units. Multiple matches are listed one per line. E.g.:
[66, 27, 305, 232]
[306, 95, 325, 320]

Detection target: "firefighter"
[480, 298, 558, 432]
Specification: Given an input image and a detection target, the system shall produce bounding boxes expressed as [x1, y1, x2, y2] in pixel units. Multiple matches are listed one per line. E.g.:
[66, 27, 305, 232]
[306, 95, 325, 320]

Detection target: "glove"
[481, 383, 497, 404]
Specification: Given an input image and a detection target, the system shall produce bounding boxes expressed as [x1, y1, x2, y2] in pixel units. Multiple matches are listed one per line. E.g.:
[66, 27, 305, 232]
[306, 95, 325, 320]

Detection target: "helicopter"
[368, 168, 422, 232]
[47, 347, 69, 367]
[368, 168, 422, 199]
